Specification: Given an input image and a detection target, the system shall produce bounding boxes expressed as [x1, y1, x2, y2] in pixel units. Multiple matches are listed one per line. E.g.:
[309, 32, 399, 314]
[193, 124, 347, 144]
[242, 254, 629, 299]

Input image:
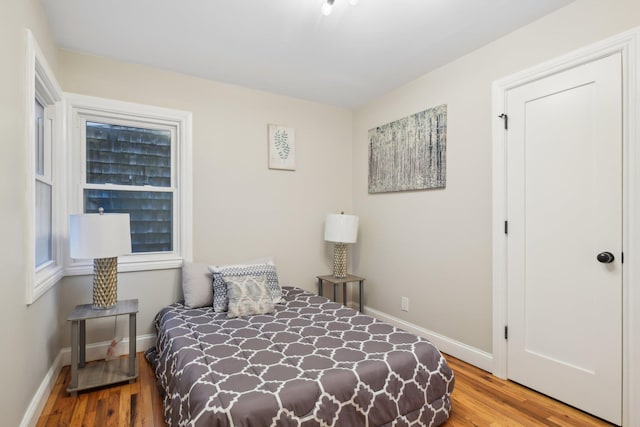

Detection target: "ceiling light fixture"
[321, 0, 359, 16]
[321, 0, 335, 16]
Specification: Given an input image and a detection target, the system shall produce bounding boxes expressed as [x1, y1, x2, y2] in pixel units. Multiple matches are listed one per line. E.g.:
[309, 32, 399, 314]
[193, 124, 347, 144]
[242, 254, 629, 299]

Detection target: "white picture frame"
[268, 124, 295, 170]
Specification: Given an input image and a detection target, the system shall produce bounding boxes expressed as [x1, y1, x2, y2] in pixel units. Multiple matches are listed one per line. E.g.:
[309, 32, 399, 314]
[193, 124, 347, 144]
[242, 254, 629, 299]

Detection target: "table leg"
[333, 283, 338, 302]
[70, 320, 79, 391]
[318, 278, 323, 296]
[343, 283, 347, 307]
[129, 312, 136, 377]
[359, 280, 364, 312]
[79, 319, 86, 368]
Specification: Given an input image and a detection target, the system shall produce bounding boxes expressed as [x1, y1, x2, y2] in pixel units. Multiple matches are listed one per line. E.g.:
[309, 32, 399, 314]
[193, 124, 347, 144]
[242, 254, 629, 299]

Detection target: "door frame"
[492, 27, 640, 426]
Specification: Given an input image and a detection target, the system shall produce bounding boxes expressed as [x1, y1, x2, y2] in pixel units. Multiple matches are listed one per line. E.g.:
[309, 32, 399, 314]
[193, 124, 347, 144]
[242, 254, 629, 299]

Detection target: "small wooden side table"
[317, 274, 365, 312]
[67, 299, 138, 395]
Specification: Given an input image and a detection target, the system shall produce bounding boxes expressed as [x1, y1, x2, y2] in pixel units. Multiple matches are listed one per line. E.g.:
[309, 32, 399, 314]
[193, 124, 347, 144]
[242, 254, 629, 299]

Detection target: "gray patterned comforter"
[147, 287, 454, 426]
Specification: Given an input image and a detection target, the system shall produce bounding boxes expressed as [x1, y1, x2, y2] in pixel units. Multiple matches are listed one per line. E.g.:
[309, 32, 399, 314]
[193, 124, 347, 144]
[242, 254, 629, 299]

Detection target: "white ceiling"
[40, 0, 573, 108]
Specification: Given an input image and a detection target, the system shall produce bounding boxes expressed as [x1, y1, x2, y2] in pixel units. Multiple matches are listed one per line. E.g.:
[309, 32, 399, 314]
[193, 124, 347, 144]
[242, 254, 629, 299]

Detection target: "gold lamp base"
[333, 243, 348, 278]
[93, 257, 118, 309]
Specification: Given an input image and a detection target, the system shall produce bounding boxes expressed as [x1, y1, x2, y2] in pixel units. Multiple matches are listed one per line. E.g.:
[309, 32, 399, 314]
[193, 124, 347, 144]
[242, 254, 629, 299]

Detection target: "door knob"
[597, 252, 615, 263]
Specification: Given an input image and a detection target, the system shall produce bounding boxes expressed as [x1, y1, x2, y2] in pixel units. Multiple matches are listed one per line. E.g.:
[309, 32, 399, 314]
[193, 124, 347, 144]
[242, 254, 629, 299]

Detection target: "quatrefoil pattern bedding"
[146, 287, 454, 426]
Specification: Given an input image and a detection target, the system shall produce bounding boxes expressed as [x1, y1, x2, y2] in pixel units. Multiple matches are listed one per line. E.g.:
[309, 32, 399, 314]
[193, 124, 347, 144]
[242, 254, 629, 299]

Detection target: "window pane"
[35, 99, 44, 175]
[84, 189, 173, 253]
[86, 122, 171, 187]
[35, 181, 52, 267]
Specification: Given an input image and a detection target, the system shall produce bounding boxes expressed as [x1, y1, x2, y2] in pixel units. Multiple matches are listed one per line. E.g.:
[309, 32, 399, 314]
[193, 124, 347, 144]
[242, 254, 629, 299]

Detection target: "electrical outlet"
[401, 297, 409, 312]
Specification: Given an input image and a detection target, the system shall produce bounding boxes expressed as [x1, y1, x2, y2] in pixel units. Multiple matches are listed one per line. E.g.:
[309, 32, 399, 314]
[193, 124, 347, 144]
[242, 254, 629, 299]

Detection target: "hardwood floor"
[37, 354, 164, 427]
[38, 353, 613, 426]
[444, 355, 612, 426]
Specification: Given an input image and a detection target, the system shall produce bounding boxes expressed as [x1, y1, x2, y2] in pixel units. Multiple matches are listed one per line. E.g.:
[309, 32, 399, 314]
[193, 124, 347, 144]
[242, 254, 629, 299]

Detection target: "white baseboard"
[364, 305, 494, 372]
[19, 351, 64, 427]
[20, 334, 157, 427]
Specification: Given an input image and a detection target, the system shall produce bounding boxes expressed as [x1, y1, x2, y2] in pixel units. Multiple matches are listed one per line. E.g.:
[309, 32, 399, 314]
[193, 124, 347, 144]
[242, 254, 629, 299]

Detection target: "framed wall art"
[268, 124, 295, 171]
[368, 104, 447, 193]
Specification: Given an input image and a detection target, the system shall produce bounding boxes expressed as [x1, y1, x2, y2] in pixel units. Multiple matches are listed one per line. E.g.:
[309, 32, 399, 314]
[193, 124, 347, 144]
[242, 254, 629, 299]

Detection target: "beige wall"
[352, 0, 640, 353]
[56, 51, 354, 345]
[0, 0, 62, 426]
[5, 0, 640, 424]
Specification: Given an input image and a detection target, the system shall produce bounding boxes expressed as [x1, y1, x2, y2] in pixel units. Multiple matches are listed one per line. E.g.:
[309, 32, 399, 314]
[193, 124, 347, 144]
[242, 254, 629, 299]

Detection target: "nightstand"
[67, 299, 138, 395]
[317, 274, 365, 312]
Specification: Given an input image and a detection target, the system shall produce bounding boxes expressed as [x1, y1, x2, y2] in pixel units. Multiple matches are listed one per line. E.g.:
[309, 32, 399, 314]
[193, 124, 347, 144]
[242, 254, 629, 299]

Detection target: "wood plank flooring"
[445, 355, 612, 426]
[37, 354, 164, 427]
[38, 353, 613, 426]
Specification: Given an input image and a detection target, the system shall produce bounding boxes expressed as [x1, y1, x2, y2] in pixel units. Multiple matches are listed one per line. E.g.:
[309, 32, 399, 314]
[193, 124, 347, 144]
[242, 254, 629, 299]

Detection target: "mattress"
[147, 286, 454, 426]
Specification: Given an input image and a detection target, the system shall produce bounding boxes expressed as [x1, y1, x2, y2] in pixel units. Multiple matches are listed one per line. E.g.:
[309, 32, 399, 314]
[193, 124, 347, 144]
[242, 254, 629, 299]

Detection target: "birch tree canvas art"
[368, 104, 447, 193]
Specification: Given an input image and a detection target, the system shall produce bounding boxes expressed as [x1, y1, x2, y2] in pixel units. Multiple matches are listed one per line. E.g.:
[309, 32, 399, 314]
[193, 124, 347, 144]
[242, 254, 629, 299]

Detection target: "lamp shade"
[324, 214, 359, 244]
[69, 213, 132, 259]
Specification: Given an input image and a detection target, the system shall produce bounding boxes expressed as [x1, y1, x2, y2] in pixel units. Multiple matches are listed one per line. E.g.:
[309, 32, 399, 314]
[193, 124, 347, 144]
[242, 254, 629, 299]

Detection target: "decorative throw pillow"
[209, 262, 283, 312]
[181, 262, 213, 308]
[226, 275, 275, 319]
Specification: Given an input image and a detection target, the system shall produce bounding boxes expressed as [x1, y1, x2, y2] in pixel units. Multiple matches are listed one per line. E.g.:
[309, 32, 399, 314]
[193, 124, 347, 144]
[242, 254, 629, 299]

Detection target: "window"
[26, 30, 64, 304]
[35, 99, 52, 266]
[66, 95, 192, 274]
[84, 121, 174, 253]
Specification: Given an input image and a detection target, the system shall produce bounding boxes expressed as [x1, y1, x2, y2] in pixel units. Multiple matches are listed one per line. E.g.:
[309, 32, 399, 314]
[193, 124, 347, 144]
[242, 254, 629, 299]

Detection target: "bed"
[147, 286, 454, 426]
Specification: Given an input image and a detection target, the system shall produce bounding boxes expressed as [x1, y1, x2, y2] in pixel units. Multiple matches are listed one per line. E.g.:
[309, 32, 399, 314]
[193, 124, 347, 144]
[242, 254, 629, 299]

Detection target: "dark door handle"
[597, 252, 615, 263]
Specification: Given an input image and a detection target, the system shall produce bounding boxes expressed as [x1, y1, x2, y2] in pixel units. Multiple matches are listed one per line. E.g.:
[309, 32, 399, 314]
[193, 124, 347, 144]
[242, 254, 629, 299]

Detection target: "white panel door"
[506, 52, 622, 425]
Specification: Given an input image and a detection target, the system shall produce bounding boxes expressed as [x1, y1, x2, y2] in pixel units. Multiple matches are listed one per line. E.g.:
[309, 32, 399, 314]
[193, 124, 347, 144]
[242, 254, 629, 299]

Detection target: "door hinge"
[498, 113, 508, 130]
[504, 326, 508, 340]
[622, 252, 624, 263]
[504, 220, 508, 235]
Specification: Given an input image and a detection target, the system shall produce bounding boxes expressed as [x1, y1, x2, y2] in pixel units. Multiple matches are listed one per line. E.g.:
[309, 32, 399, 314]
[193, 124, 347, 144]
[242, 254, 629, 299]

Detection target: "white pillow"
[181, 262, 213, 308]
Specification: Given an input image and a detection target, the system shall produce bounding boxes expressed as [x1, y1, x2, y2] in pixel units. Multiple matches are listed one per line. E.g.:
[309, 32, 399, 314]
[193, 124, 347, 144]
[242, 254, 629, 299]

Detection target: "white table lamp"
[324, 213, 359, 278]
[69, 209, 131, 309]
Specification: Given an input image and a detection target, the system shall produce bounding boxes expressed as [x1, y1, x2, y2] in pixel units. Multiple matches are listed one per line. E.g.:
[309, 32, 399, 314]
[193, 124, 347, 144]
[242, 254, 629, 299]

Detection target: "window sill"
[65, 256, 183, 276]
[28, 265, 64, 305]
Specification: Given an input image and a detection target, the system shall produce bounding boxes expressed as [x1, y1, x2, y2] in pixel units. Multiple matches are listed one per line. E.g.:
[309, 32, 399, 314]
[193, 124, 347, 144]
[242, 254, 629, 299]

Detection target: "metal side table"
[317, 274, 365, 312]
[67, 299, 138, 395]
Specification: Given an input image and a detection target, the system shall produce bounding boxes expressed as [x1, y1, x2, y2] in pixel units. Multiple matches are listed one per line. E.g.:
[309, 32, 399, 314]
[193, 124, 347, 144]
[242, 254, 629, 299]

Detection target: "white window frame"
[65, 94, 193, 275]
[26, 29, 65, 304]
